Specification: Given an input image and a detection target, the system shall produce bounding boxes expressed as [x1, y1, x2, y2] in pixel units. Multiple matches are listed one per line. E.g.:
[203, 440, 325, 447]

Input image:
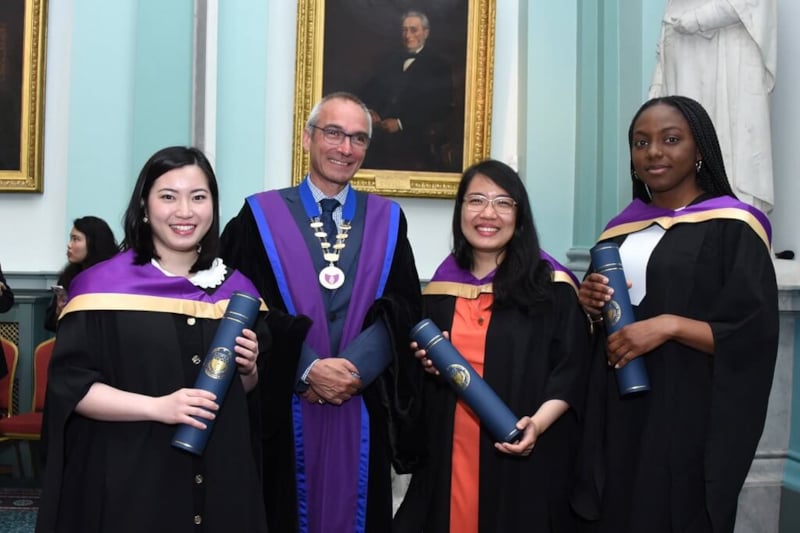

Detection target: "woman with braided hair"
[574, 95, 778, 532]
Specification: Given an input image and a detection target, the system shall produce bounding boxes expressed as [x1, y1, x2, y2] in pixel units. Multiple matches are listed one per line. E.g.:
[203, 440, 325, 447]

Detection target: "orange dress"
[448, 293, 493, 533]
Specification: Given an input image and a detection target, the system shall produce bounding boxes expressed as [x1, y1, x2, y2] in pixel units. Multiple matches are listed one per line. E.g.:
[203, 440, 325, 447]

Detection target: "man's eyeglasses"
[310, 125, 371, 149]
[463, 194, 517, 214]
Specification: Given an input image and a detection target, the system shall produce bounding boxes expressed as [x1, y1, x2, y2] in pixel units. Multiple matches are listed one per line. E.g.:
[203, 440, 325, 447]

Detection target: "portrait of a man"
[322, 2, 468, 173]
[0, 0, 45, 193]
[0, 2, 24, 171]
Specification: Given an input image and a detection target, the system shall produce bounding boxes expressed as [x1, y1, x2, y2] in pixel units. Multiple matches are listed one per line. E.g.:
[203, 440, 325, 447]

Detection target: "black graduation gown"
[44, 272, 69, 333]
[575, 215, 779, 533]
[0, 265, 12, 379]
[394, 279, 590, 532]
[36, 295, 269, 532]
[221, 194, 424, 533]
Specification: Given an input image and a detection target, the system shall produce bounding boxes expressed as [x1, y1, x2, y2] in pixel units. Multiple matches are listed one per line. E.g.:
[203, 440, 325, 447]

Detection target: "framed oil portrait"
[0, 0, 46, 193]
[292, 0, 495, 198]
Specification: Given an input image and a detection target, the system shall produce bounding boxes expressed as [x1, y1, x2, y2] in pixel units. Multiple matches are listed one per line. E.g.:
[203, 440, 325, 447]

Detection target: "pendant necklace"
[299, 180, 357, 290]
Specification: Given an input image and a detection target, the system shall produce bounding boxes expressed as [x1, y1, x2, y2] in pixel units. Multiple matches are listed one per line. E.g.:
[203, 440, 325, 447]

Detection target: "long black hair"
[452, 159, 551, 312]
[57, 216, 118, 289]
[121, 146, 220, 272]
[628, 95, 736, 202]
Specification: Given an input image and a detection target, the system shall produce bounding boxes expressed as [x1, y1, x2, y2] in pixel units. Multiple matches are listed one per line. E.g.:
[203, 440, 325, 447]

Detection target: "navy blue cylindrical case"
[590, 242, 651, 395]
[171, 291, 260, 455]
[410, 319, 521, 443]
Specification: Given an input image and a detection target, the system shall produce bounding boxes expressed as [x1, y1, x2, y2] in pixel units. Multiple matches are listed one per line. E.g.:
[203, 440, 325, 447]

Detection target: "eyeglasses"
[310, 125, 371, 149]
[463, 194, 517, 214]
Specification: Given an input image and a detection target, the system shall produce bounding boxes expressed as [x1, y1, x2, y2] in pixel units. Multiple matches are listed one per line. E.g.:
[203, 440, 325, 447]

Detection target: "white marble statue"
[649, 0, 777, 212]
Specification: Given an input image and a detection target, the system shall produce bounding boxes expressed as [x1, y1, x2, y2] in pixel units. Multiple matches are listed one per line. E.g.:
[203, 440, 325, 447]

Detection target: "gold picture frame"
[0, 0, 47, 193]
[291, 0, 495, 198]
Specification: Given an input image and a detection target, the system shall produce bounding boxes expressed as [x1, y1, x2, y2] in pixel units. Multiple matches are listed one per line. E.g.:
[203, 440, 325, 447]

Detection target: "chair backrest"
[0, 337, 19, 417]
[32, 337, 55, 412]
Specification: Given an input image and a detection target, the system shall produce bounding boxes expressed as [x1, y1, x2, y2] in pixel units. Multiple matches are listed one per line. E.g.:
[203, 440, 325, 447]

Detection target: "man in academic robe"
[221, 92, 423, 533]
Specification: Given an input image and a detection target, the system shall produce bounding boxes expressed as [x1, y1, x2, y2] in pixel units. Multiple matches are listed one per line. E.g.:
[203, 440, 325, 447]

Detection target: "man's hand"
[306, 358, 362, 405]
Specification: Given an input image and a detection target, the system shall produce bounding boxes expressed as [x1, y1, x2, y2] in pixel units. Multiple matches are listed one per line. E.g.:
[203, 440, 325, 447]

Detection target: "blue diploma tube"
[590, 242, 651, 396]
[172, 291, 261, 455]
[410, 319, 521, 443]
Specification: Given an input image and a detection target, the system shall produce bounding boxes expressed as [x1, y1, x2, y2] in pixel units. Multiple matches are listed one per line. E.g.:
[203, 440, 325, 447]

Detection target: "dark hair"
[628, 95, 736, 202]
[57, 216, 119, 289]
[121, 146, 220, 272]
[452, 159, 551, 312]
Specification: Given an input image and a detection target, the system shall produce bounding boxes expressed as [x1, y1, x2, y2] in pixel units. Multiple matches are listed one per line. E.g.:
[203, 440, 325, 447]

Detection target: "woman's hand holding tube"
[75, 382, 219, 429]
[410, 330, 452, 376]
[157, 388, 219, 429]
[235, 328, 259, 392]
[606, 319, 668, 368]
[579, 273, 611, 317]
[607, 314, 714, 368]
[495, 399, 569, 456]
[495, 416, 539, 456]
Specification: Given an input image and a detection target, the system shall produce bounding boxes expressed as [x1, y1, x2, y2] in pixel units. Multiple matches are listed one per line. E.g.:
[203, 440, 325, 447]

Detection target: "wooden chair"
[0, 337, 18, 419]
[0, 337, 55, 476]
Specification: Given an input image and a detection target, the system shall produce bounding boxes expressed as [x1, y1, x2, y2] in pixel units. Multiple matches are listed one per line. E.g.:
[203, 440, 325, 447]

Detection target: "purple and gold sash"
[598, 196, 771, 250]
[62, 250, 265, 318]
[423, 251, 579, 298]
[247, 187, 399, 533]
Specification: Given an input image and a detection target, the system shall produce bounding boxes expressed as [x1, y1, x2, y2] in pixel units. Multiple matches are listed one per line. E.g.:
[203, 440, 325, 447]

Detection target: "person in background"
[221, 91, 423, 533]
[394, 159, 590, 532]
[574, 95, 778, 533]
[45, 216, 118, 332]
[0, 262, 13, 379]
[37, 146, 269, 533]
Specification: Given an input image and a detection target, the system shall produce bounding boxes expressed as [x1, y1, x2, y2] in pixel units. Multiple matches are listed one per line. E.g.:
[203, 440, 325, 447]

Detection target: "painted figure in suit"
[221, 92, 423, 533]
[361, 10, 454, 171]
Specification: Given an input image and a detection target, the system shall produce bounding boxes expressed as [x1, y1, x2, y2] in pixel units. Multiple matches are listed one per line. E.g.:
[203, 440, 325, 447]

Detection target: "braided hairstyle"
[627, 95, 736, 203]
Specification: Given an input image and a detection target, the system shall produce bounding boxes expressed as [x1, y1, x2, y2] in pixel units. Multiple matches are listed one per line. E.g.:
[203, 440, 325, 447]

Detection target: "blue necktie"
[319, 198, 339, 240]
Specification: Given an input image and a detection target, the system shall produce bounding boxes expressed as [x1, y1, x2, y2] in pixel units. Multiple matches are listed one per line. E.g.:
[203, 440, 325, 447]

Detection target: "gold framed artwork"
[292, 0, 495, 198]
[0, 0, 47, 193]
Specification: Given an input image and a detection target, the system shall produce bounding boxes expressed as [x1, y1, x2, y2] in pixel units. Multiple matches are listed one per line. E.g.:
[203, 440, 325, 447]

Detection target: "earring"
[196, 243, 202, 254]
[695, 160, 703, 172]
[143, 215, 149, 223]
[632, 170, 640, 180]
